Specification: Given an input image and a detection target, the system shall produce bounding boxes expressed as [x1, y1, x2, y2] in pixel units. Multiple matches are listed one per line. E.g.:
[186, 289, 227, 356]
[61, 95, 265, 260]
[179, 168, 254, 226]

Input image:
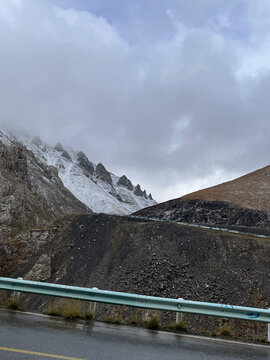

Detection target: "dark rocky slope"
[3, 213, 269, 340]
[134, 199, 270, 230]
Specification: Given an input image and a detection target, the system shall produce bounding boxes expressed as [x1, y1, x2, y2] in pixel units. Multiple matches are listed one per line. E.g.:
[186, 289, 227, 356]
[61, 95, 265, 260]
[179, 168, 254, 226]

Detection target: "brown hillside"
[182, 165, 270, 211]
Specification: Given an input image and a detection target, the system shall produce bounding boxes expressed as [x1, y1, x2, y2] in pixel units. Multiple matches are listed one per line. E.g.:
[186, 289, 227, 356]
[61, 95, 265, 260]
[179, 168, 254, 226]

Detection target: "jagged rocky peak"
[149, 193, 153, 200]
[32, 136, 42, 147]
[76, 151, 94, 177]
[54, 142, 64, 152]
[54, 142, 71, 161]
[117, 175, 133, 191]
[134, 184, 143, 197]
[96, 163, 112, 185]
[61, 150, 72, 161]
[143, 190, 148, 199]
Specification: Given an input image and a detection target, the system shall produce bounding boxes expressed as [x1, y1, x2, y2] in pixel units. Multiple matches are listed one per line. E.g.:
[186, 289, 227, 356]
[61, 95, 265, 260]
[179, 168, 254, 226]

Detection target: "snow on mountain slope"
[1, 129, 156, 214]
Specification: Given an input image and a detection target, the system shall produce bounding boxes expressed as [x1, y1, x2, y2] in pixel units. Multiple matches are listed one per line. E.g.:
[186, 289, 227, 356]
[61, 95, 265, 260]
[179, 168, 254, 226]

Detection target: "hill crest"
[182, 165, 270, 211]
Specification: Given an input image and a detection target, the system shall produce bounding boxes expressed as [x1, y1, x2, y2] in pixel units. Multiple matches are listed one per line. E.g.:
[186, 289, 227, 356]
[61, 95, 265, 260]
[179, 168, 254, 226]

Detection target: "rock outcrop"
[134, 184, 143, 197]
[76, 151, 95, 177]
[61, 150, 72, 161]
[96, 163, 112, 185]
[117, 175, 133, 191]
[0, 140, 90, 242]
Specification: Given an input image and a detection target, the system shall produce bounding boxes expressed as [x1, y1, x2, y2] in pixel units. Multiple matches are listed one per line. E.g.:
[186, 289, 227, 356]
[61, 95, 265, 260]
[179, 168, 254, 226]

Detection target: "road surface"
[0, 309, 269, 359]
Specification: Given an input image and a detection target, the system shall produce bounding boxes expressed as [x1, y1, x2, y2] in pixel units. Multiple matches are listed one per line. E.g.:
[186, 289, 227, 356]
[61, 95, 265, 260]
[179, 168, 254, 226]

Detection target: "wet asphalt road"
[0, 309, 269, 360]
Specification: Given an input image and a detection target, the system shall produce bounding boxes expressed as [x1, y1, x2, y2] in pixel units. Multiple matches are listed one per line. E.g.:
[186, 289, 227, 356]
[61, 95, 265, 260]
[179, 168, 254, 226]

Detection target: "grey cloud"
[1, 0, 270, 202]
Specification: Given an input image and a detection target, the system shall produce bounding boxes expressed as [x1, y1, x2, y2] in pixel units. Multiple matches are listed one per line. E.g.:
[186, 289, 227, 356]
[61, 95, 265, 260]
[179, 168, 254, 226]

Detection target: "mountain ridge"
[0, 128, 156, 215]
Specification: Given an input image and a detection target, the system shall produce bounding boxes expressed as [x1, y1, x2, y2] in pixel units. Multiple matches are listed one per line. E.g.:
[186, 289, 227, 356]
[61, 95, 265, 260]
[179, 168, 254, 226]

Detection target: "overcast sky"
[1, 0, 270, 202]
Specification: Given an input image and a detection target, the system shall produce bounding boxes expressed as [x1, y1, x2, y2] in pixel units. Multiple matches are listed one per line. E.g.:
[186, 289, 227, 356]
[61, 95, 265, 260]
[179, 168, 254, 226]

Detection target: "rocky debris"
[76, 151, 95, 177]
[134, 199, 270, 228]
[54, 143, 64, 152]
[24, 254, 52, 281]
[6, 213, 270, 341]
[134, 184, 143, 197]
[0, 140, 90, 242]
[117, 175, 133, 191]
[96, 163, 112, 185]
[32, 136, 42, 147]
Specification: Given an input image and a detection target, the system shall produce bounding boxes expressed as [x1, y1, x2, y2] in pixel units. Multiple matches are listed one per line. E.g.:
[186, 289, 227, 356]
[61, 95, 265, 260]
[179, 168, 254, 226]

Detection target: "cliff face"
[3, 213, 269, 339]
[0, 140, 89, 242]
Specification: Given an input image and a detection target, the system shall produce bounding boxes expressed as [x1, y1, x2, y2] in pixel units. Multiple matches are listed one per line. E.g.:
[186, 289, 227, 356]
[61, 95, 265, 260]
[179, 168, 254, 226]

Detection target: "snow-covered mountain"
[0, 129, 156, 214]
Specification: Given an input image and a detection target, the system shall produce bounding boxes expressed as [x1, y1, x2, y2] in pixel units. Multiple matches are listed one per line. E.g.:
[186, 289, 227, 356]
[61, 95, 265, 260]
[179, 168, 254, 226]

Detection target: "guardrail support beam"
[176, 298, 183, 325]
[89, 287, 98, 316]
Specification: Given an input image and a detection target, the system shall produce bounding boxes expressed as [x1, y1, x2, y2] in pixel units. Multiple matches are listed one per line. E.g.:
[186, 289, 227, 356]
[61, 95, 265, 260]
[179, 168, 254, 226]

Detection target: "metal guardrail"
[0, 277, 269, 323]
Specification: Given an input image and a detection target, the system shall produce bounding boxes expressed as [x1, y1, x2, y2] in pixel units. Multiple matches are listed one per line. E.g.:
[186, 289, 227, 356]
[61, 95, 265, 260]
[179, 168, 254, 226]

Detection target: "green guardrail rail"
[0, 277, 269, 323]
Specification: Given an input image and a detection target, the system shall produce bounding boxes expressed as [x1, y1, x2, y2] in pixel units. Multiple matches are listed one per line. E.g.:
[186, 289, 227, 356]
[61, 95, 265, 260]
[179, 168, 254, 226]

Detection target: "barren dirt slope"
[182, 165, 270, 211]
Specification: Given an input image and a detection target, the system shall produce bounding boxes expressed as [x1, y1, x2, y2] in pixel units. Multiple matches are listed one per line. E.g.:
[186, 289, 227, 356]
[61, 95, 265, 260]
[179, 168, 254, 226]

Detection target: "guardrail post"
[176, 298, 183, 325]
[89, 287, 98, 315]
[268, 308, 270, 343]
[12, 277, 23, 301]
